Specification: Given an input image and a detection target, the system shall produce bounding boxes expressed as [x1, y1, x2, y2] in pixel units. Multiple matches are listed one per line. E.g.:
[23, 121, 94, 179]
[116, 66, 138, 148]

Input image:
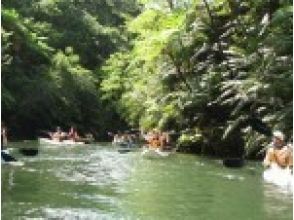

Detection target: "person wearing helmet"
[263, 131, 293, 169]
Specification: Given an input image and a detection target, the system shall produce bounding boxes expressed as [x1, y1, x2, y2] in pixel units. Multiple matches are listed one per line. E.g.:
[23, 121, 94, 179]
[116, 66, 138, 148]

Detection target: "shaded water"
[2, 142, 293, 219]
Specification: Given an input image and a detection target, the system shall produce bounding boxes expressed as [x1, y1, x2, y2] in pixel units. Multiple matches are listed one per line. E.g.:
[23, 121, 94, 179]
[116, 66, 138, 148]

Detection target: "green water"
[2, 142, 292, 220]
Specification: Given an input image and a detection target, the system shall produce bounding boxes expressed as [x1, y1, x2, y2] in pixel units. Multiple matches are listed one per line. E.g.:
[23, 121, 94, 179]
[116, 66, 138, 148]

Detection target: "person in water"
[1, 123, 17, 162]
[160, 132, 171, 150]
[51, 127, 67, 141]
[68, 126, 80, 142]
[147, 130, 161, 149]
[126, 134, 134, 145]
[263, 131, 293, 170]
[1, 123, 8, 149]
[112, 134, 120, 144]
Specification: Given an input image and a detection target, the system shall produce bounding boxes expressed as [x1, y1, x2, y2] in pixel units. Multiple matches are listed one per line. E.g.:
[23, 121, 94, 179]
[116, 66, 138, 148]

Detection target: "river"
[2, 142, 293, 219]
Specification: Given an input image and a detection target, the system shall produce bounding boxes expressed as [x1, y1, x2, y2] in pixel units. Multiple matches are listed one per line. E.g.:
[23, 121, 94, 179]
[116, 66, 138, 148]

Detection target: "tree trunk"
[166, 0, 174, 10]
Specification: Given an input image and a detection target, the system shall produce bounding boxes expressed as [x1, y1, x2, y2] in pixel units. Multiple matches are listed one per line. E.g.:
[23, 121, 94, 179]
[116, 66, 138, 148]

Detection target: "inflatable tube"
[223, 158, 245, 168]
[118, 148, 132, 153]
[263, 164, 293, 190]
[1, 150, 17, 162]
[141, 148, 171, 159]
[39, 138, 84, 146]
[19, 148, 39, 156]
[1, 150, 24, 166]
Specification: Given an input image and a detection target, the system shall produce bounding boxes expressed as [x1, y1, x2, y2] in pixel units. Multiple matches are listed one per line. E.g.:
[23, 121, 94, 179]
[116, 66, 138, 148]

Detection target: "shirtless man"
[51, 127, 67, 142]
[68, 126, 80, 142]
[263, 131, 293, 169]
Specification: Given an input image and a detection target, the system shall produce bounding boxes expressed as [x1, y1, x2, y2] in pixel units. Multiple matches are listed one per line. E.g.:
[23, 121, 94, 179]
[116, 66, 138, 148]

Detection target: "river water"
[2, 142, 293, 220]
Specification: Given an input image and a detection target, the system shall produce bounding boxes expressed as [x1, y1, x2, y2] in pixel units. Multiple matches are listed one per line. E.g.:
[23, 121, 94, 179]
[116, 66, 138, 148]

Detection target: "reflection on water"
[53, 150, 135, 188]
[263, 183, 293, 220]
[2, 142, 293, 220]
[42, 207, 118, 220]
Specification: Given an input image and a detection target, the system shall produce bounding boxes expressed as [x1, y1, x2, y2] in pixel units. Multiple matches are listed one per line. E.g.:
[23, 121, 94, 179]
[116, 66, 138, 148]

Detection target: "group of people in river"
[48, 126, 80, 142]
[111, 129, 172, 151]
[142, 130, 172, 151]
[46, 126, 94, 143]
[112, 131, 138, 147]
[1, 120, 293, 185]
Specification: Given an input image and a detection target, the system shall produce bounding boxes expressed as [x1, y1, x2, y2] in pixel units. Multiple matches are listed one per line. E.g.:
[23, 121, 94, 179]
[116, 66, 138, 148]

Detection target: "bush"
[176, 129, 203, 153]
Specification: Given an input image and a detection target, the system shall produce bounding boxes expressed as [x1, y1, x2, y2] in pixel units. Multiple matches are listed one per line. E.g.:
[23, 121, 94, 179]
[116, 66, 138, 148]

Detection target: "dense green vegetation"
[101, 0, 292, 157]
[2, 0, 292, 158]
[2, 0, 139, 138]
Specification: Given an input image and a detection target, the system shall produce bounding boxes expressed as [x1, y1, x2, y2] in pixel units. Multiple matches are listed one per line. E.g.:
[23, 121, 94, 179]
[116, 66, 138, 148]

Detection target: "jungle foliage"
[2, 0, 139, 138]
[2, 0, 292, 158]
[101, 0, 292, 157]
